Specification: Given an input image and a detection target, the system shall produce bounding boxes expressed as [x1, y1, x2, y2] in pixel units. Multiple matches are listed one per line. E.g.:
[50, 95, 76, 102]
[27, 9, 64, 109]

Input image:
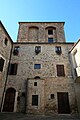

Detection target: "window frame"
[55, 46, 62, 55]
[35, 46, 41, 54]
[32, 95, 38, 106]
[51, 94, 54, 99]
[13, 46, 20, 56]
[4, 38, 8, 46]
[48, 38, 54, 43]
[0, 57, 5, 72]
[48, 29, 53, 35]
[8, 63, 18, 75]
[34, 64, 41, 69]
[34, 82, 37, 86]
[56, 64, 65, 76]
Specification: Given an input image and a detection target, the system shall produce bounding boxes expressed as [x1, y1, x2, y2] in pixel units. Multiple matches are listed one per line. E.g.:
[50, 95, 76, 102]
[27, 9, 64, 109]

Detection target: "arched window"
[34, 76, 40, 79]
[29, 26, 39, 42]
[45, 26, 57, 43]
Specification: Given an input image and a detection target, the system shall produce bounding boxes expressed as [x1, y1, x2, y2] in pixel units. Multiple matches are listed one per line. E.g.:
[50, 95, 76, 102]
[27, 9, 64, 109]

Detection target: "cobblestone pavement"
[0, 113, 80, 120]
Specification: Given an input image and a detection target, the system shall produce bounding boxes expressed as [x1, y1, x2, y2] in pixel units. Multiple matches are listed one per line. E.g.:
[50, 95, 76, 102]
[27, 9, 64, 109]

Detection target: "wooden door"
[3, 88, 16, 112]
[57, 92, 70, 114]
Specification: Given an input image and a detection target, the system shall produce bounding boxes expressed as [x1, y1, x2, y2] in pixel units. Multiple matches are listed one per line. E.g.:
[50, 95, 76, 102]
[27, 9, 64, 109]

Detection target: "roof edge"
[13, 42, 74, 44]
[18, 21, 65, 25]
[0, 20, 13, 43]
[69, 39, 80, 52]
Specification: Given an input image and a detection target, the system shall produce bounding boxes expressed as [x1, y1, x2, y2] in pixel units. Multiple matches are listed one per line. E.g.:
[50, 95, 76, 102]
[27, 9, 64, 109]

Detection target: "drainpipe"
[0, 42, 13, 112]
[25, 79, 28, 114]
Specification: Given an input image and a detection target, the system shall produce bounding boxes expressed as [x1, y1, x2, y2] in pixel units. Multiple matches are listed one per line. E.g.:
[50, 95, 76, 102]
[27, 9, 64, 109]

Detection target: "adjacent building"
[69, 39, 80, 115]
[0, 21, 13, 111]
[0, 21, 79, 116]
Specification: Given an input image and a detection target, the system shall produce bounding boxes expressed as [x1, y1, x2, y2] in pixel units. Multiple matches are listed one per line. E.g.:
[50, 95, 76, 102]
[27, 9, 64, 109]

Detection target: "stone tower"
[0, 22, 78, 115]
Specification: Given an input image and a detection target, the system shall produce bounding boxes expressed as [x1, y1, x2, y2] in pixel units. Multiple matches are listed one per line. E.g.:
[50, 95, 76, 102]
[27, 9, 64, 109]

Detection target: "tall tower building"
[0, 22, 78, 115]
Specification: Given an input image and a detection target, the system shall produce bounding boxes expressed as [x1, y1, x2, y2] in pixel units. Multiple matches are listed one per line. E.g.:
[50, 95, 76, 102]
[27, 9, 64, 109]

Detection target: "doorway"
[57, 92, 70, 114]
[2, 88, 16, 112]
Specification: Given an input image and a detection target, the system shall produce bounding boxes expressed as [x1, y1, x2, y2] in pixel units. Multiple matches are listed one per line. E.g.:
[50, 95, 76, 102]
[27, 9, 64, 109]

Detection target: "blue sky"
[0, 0, 80, 42]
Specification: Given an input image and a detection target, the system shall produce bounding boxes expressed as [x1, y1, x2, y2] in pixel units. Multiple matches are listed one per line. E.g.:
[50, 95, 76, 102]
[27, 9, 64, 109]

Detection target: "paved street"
[0, 113, 80, 120]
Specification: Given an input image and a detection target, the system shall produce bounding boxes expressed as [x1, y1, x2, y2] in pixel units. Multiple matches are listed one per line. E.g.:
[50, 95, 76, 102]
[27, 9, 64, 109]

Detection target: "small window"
[56, 65, 65, 76]
[34, 64, 41, 69]
[13, 46, 20, 56]
[22, 92, 25, 97]
[17, 96, 20, 101]
[35, 46, 41, 54]
[34, 76, 40, 79]
[4, 38, 8, 46]
[48, 38, 54, 43]
[51, 94, 54, 99]
[8, 63, 18, 75]
[55, 46, 62, 55]
[0, 57, 5, 72]
[48, 29, 53, 35]
[32, 95, 38, 106]
[34, 82, 37, 86]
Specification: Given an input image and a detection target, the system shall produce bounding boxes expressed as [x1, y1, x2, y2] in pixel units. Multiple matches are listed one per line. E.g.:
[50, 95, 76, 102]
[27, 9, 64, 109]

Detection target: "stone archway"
[2, 87, 16, 112]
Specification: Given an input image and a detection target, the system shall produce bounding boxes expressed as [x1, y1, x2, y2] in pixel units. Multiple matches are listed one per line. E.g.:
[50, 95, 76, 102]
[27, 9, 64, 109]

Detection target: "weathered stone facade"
[0, 21, 13, 111]
[17, 22, 65, 43]
[7, 43, 78, 115]
[0, 21, 79, 116]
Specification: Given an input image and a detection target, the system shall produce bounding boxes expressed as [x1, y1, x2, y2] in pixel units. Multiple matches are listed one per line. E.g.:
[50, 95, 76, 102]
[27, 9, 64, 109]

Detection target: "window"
[32, 95, 38, 106]
[0, 57, 5, 72]
[48, 29, 53, 35]
[35, 46, 41, 54]
[34, 64, 41, 69]
[22, 92, 25, 97]
[56, 65, 65, 76]
[8, 63, 18, 75]
[51, 94, 54, 99]
[13, 46, 20, 56]
[34, 76, 40, 79]
[48, 38, 54, 43]
[4, 38, 8, 46]
[55, 46, 62, 55]
[34, 82, 37, 86]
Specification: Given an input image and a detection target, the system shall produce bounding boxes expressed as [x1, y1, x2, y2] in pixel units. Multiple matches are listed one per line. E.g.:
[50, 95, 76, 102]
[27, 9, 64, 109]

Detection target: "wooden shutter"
[8, 63, 18, 75]
[57, 92, 70, 114]
[57, 65, 65, 76]
[13, 63, 18, 75]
